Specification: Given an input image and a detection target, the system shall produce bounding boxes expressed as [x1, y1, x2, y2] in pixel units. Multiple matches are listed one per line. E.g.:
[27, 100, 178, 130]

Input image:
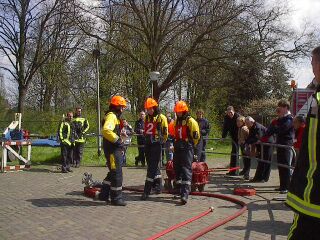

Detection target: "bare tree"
[78, 0, 259, 100]
[0, 0, 72, 113]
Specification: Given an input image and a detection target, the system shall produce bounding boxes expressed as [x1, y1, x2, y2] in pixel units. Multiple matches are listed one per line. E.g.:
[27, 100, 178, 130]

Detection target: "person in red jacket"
[293, 115, 306, 163]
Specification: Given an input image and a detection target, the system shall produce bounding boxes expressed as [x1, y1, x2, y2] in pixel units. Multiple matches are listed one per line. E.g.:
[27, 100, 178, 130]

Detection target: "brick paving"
[0, 159, 293, 240]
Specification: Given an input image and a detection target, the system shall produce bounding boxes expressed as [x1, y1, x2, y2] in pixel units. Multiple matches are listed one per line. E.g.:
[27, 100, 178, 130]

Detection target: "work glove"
[271, 119, 278, 126]
[193, 147, 198, 162]
[193, 155, 198, 162]
[114, 138, 124, 148]
[260, 135, 270, 143]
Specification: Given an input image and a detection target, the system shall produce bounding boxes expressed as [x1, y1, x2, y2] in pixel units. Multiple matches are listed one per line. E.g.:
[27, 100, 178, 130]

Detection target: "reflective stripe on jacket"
[59, 121, 72, 146]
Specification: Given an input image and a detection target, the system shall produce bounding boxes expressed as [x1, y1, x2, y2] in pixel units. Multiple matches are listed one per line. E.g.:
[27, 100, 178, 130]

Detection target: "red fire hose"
[209, 166, 240, 172]
[145, 207, 214, 240]
[185, 192, 247, 240]
[123, 187, 247, 240]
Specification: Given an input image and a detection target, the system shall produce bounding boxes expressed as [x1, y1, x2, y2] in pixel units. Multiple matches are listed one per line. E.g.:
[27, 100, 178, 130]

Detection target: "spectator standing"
[134, 111, 146, 167]
[245, 116, 272, 183]
[222, 106, 240, 175]
[121, 119, 134, 166]
[237, 116, 250, 180]
[293, 115, 306, 161]
[165, 112, 174, 163]
[264, 100, 294, 194]
[196, 109, 210, 162]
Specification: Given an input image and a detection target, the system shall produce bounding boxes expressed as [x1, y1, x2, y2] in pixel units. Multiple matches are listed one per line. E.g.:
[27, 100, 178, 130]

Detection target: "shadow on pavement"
[225, 199, 291, 239]
[226, 220, 290, 238]
[123, 191, 181, 205]
[26, 198, 106, 207]
[123, 185, 194, 205]
[65, 191, 84, 196]
[25, 168, 52, 173]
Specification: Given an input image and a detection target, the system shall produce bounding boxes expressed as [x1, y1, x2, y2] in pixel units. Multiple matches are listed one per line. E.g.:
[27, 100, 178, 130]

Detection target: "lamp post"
[93, 40, 102, 156]
[149, 71, 160, 98]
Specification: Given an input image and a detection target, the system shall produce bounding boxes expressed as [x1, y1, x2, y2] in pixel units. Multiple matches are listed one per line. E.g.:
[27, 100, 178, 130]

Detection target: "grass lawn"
[1, 137, 232, 167]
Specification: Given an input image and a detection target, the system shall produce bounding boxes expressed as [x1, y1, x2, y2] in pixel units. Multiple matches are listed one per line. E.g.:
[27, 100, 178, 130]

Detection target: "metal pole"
[151, 80, 154, 97]
[149, 72, 160, 98]
[95, 47, 102, 156]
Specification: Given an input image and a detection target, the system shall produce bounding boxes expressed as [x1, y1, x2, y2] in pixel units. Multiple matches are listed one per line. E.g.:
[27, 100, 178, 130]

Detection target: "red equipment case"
[164, 160, 209, 192]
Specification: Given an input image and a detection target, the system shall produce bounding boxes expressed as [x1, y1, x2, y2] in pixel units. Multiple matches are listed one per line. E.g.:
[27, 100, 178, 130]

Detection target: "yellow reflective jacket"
[59, 121, 73, 146]
[102, 111, 121, 144]
[73, 117, 89, 143]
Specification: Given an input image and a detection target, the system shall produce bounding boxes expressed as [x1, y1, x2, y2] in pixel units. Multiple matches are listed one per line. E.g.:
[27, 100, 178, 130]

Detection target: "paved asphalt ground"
[0, 158, 293, 240]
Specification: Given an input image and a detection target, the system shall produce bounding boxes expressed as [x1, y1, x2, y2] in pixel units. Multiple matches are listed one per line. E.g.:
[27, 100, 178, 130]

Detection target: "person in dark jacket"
[245, 116, 272, 182]
[237, 116, 250, 180]
[293, 115, 306, 161]
[286, 46, 320, 240]
[121, 119, 134, 166]
[222, 106, 240, 175]
[264, 100, 294, 194]
[196, 109, 210, 162]
[59, 112, 74, 173]
[134, 111, 146, 167]
[165, 112, 174, 162]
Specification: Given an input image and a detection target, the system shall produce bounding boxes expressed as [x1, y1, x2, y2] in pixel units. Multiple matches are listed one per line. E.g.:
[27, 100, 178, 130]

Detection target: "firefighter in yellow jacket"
[286, 47, 320, 239]
[98, 96, 127, 206]
[59, 111, 74, 173]
[141, 97, 168, 200]
[173, 101, 200, 204]
[73, 107, 89, 167]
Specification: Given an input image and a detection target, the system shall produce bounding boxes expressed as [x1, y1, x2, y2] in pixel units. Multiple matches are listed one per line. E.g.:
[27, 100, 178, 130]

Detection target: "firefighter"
[98, 96, 127, 206]
[286, 46, 320, 239]
[173, 101, 200, 204]
[59, 111, 74, 173]
[73, 107, 89, 168]
[141, 97, 168, 200]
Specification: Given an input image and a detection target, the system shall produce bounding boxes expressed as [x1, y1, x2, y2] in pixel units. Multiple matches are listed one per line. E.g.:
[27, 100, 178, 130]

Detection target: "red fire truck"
[291, 88, 314, 116]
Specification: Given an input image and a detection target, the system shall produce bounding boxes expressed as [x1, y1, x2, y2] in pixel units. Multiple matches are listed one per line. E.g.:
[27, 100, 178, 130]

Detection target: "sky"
[286, 0, 320, 87]
[0, 0, 319, 92]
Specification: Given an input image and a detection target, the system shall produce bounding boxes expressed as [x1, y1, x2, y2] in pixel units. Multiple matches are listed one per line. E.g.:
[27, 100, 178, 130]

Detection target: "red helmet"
[110, 95, 127, 107]
[144, 97, 158, 109]
[174, 101, 189, 113]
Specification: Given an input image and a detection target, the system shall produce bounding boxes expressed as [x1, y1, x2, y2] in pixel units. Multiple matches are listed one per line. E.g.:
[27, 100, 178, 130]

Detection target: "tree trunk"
[43, 85, 54, 111]
[18, 85, 27, 114]
[153, 84, 161, 101]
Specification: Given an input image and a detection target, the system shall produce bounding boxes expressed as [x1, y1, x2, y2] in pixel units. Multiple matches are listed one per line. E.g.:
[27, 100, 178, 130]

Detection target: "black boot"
[181, 196, 188, 205]
[153, 178, 162, 194]
[111, 199, 127, 206]
[141, 193, 149, 200]
[141, 181, 152, 200]
[98, 182, 110, 202]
